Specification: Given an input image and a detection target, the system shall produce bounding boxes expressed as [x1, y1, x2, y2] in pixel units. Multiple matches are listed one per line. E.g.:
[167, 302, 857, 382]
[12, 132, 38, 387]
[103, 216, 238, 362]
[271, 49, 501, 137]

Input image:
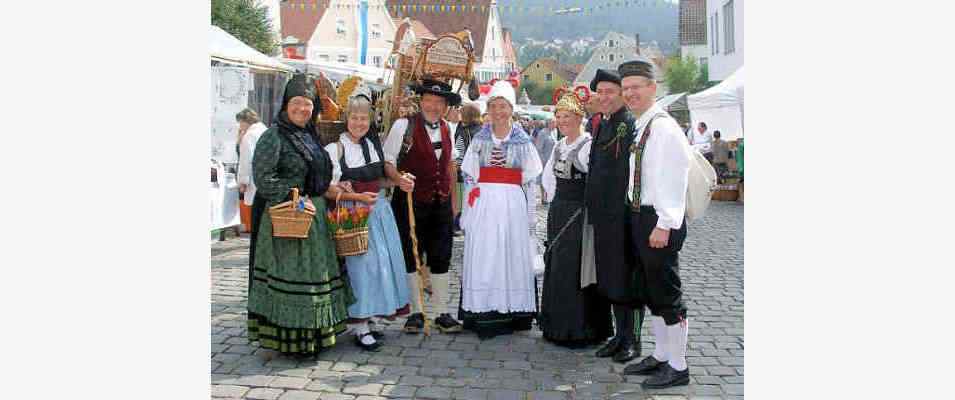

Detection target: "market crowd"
[233, 57, 697, 389]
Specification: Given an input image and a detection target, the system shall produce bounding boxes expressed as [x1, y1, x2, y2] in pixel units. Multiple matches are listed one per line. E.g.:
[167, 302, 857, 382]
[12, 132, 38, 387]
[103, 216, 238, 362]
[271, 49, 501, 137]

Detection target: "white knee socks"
[406, 272, 423, 314]
[666, 319, 689, 371]
[431, 273, 450, 316]
[651, 316, 668, 362]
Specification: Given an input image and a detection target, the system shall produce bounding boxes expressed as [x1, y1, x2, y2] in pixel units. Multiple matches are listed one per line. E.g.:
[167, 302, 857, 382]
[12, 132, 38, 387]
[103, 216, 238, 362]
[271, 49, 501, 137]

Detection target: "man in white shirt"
[382, 77, 462, 335]
[690, 122, 713, 160]
[617, 59, 693, 389]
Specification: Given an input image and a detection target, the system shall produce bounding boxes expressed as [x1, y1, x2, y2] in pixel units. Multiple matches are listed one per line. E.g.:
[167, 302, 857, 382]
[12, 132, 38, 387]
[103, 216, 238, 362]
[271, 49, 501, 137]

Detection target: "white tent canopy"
[688, 66, 744, 140]
[210, 25, 293, 72]
[281, 58, 392, 87]
[656, 92, 688, 112]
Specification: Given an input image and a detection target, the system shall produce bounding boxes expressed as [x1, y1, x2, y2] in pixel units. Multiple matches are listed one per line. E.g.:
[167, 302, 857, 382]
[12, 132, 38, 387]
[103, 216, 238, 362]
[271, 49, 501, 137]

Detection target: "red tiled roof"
[410, 19, 437, 40]
[280, 1, 326, 45]
[386, 0, 493, 62]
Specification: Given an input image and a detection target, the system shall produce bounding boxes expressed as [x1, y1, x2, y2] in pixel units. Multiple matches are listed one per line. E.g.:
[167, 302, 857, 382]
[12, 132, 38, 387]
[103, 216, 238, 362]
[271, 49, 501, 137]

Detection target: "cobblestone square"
[212, 201, 744, 399]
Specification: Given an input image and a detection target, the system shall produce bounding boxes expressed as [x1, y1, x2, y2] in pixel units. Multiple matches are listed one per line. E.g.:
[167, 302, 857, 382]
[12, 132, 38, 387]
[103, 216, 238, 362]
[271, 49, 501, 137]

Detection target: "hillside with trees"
[499, 0, 679, 57]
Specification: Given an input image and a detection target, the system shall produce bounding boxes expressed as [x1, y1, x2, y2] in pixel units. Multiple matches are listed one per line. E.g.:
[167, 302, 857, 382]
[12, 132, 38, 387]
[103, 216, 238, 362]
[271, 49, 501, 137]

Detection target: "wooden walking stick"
[404, 181, 432, 337]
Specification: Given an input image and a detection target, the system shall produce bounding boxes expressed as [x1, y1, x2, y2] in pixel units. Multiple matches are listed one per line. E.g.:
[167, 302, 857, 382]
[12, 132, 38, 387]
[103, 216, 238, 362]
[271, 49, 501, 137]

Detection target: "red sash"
[468, 167, 522, 206]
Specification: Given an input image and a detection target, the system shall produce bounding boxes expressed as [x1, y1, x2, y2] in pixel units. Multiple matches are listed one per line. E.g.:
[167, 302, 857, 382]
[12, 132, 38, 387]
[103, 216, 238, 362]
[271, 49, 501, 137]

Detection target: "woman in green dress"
[246, 74, 354, 357]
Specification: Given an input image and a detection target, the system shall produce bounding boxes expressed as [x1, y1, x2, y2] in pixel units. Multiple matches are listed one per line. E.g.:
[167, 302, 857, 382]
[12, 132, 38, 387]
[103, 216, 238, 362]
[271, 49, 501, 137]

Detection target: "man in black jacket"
[585, 69, 645, 364]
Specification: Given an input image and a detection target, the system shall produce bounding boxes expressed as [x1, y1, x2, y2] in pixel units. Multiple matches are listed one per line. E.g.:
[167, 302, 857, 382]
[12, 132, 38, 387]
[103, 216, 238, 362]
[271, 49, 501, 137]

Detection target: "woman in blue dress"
[323, 89, 410, 351]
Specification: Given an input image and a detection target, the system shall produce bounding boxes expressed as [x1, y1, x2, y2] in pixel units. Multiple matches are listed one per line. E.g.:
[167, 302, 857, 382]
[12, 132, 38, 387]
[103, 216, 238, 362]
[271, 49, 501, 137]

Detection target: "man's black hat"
[409, 77, 462, 106]
[589, 68, 621, 91]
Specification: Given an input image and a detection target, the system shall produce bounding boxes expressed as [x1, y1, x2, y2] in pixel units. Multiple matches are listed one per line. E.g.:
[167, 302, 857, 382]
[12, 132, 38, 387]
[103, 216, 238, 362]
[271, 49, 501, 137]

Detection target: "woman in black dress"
[538, 93, 613, 347]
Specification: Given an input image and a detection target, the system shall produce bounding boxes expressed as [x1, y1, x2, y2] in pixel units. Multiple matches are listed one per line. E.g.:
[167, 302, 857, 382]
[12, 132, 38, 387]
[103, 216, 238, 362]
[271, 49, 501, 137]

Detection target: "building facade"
[501, 28, 518, 74]
[309, 0, 396, 67]
[279, 0, 325, 59]
[680, 0, 709, 65]
[706, 0, 743, 80]
[575, 32, 668, 96]
[520, 57, 577, 90]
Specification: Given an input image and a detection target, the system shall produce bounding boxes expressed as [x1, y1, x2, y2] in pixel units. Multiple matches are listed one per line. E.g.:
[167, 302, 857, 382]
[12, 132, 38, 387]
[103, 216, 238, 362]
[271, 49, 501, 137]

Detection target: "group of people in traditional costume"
[244, 56, 693, 390]
[536, 58, 696, 389]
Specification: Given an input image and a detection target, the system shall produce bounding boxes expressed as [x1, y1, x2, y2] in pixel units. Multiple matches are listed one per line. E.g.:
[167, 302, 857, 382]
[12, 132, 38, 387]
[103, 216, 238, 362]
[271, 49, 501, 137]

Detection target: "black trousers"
[391, 192, 453, 274]
[631, 206, 688, 325]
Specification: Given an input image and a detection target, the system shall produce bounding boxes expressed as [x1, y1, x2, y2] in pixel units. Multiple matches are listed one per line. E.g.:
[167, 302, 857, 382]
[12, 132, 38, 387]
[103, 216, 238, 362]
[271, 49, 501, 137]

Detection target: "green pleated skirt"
[247, 196, 355, 355]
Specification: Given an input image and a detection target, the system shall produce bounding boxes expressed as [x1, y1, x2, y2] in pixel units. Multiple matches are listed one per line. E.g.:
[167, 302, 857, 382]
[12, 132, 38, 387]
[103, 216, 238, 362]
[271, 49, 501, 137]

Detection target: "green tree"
[212, 0, 278, 56]
[663, 55, 701, 94]
[697, 62, 718, 91]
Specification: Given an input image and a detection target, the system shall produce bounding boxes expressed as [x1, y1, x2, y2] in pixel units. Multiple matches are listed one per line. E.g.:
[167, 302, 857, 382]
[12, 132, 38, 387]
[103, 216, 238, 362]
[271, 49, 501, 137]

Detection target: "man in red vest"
[382, 77, 463, 334]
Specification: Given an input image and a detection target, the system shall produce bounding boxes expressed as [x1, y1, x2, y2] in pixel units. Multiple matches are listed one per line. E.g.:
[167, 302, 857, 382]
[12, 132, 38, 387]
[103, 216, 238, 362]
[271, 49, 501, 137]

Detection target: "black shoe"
[369, 330, 385, 340]
[612, 340, 640, 363]
[624, 356, 668, 375]
[354, 332, 382, 352]
[435, 313, 463, 333]
[641, 363, 690, 389]
[595, 337, 621, 358]
[403, 313, 424, 334]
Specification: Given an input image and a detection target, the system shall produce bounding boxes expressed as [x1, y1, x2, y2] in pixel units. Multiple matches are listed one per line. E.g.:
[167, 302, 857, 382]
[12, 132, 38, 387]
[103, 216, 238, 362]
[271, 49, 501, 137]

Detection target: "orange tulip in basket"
[326, 192, 372, 257]
[269, 188, 316, 239]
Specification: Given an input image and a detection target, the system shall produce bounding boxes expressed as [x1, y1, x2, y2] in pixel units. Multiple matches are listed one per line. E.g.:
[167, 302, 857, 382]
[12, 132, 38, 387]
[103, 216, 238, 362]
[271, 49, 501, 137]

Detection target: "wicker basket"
[316, 121, 346, 146]
[334, 227, 370, 257]
[331, 193, 370, 257]
[269, 188, 316, 239]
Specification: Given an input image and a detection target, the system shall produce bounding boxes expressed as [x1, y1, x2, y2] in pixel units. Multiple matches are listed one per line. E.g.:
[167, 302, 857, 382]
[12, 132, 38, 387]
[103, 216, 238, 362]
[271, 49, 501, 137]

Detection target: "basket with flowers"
[327, 193, 373, 256]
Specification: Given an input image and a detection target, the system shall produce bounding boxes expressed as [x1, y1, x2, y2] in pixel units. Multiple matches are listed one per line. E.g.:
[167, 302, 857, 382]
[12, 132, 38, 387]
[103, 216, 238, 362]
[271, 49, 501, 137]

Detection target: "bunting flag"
[288, 1, 669, 14]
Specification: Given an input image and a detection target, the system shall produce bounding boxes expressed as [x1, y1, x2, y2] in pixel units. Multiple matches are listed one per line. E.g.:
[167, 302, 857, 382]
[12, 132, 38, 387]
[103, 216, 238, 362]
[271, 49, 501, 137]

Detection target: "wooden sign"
[422, 35, 472, 78]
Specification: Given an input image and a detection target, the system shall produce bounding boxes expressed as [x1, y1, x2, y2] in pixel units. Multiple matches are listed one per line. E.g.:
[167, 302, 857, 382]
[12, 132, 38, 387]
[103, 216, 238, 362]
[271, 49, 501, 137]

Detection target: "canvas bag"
[685, 145, 718, 221]
[638, 113, 717, 221]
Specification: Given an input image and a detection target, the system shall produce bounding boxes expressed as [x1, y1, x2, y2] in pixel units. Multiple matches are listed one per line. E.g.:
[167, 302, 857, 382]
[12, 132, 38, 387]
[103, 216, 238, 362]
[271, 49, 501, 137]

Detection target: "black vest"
[553, 137, 591, 203]
[339, 135, 386, 183]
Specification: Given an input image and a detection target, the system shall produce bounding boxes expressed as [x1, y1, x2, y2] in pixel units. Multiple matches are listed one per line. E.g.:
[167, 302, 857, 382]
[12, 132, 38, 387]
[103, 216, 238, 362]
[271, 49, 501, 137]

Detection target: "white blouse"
[382, 117, 459, 163]
[541, 133, 593, 203]
[323, 132, 382, 185]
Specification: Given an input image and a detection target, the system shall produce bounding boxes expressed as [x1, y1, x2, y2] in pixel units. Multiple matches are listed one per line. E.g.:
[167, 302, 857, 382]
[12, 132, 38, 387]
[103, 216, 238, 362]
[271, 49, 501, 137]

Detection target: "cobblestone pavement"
[212, 201, 744, 400]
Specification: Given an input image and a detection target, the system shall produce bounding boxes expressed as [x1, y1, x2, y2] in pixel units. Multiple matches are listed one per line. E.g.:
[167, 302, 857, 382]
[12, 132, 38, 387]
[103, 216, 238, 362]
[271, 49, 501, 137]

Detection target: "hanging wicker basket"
[316, 121, 346, 146]
[268, 188, 315, 239]
[331, 192, 370, 257]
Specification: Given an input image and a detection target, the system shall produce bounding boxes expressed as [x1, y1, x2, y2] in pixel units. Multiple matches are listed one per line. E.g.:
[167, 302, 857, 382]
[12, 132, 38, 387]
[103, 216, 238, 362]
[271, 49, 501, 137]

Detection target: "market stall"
[687, 66, 744, 202]
[210, 25, 294, 233]
[687, 66, 744, 141]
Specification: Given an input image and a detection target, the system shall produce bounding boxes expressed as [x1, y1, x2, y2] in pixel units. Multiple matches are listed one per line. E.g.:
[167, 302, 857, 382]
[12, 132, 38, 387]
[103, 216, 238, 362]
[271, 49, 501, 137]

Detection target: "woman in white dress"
[458, 81, 543, 339]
